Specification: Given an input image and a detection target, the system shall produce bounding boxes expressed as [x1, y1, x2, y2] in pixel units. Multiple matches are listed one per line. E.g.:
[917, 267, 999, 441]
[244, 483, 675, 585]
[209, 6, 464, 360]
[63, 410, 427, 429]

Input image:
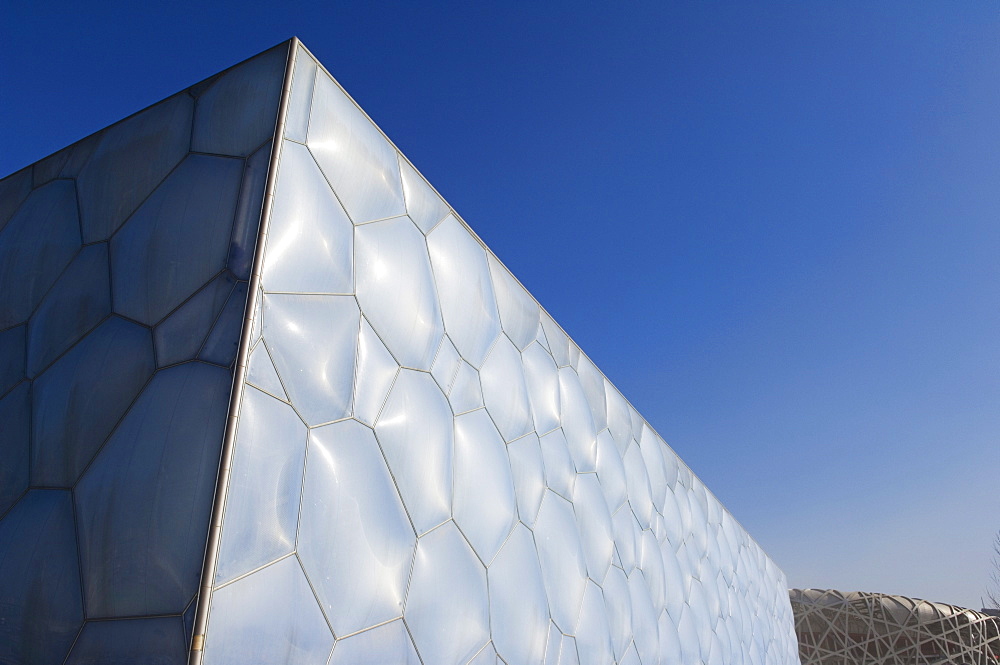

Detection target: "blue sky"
[3, 2, 998, 609]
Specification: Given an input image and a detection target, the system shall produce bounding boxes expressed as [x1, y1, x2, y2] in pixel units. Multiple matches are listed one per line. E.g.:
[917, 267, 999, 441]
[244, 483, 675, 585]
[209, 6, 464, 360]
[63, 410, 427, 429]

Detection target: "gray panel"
[0, 179, 81, 328]
[191, 44, 286, 157]
[31, 317, 154, 487]
[0, 490, 83, 665]
[200, 280, 249, 365]
[488, 523, 550, 665]
[154, 272, 236, 368]
[284, 49, 318, 145]
[0, 324, 25, 396]
[77, 94, 193, 243]
[298, 419, 415, 636]
[65, 617, 186, 665]
[228, 141, 273, 280]
[26, 243, 111, 376]
[328, 619, 420, 665]
[214, 386, 306, 585]
[204, 557, 333, 665]
[0, 166, 32, 230]
[76, 362, 230, 617]
[111, 154, 243, 325]
[0, 383, 29, 516]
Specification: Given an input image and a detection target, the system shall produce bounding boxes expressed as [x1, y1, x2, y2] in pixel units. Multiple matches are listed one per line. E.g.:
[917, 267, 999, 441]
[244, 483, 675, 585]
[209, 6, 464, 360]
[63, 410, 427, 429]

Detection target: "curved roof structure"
[790, 588, 1000, 665]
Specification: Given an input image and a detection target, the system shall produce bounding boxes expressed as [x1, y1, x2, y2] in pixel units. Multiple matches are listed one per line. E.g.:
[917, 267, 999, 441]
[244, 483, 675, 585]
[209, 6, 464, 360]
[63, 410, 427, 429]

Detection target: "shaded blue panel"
[0, 166, 31, 230]
[75, 362, 231, 618]
[32, 147, 72, 187]
[228, 141, 272, 279]
[111, 154, 244, 325]
[26, 243, 111, 377]
[77, 94, 193, 243]
[191, 44, 287, 157]
[32, 317, 154, 487]
[65, 617, 186, 665]
[0, 324, 25, 396]
[153, 272, 237, 368]
[200, 281, 249, 366]
[0, 490, 83, 665]
[0, 383, 29, 516]
[203, 556, 333, 665]
[0, 179, 81, 328]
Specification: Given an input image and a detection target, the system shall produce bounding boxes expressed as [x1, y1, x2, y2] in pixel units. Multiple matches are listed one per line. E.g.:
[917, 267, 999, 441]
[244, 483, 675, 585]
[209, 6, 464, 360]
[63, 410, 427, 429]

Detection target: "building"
[790, 588, 1000, 665]
[0, 38, 799, 664]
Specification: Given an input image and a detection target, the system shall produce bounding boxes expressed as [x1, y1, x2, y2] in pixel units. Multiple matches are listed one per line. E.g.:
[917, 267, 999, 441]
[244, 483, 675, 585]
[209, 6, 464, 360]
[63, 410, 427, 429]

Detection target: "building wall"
[200, 41, 799, 665]
[0, 42, 287, 664]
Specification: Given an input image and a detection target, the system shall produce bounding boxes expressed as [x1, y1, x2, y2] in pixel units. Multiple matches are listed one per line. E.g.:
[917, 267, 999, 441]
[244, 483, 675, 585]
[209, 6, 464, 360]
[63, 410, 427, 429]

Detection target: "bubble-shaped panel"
[430, 335, 461, 393]
[603, 565, 633, 662]
[0, 166, 31, 230]
[285, 49, 318, 145]
[449, 360, 484, 414]
[405, 522, 489, 665]
[488, 523, 549, 665]
[487, 255, 539, 351]
[65, 617, 186, 665]
[595, 430, 627, 514]
[604, 383, 632, 454]
[215, 387, 307, 585]
[356, 215, 443, 370]
[427, 215, 501, 367]
[573, 473, 614, 585]
[0, 324, 25, 396]
[506, 432, 545, 527]
[623, 443, 654, 529]
[576, 581, 614, 665]
[328, 619, 420, 665]
[200, 281, 249, 366]
[299, 419, 415, 636]
[479, 334, 532, 442]
[229, 140, 273, 280]
[353, 319, 399, 426]
[154, 272, 236, 368]
[0, 383, 28, 515]
[262, 140, 353, 294]
[539, 429, 576, 500]
[245, 342, 287, 400]
[375, 370, 453, 535]
[453, 409, 517, 564]
[533, 491, 587, 634]
[558, 368, 598, 474]
[399, 156, 450, 233]
[522, 341, 561, 435]
[575, 355, 607, 433]
[628, 570, 660, 665]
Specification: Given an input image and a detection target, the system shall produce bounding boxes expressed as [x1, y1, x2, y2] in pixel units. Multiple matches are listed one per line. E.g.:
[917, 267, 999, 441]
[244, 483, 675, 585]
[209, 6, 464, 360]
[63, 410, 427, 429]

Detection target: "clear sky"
[3, 2, 998, 610]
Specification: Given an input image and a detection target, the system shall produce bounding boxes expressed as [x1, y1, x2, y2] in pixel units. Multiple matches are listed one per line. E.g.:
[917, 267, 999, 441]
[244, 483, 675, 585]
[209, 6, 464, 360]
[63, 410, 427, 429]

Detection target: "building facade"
[0, 39, 798, 664]
[790, 588, 1000, 665]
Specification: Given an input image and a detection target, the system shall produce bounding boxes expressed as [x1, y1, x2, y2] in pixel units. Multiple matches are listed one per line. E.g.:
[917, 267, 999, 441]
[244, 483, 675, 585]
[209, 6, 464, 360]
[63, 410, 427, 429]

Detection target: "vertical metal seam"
[187, 36, 299, 665]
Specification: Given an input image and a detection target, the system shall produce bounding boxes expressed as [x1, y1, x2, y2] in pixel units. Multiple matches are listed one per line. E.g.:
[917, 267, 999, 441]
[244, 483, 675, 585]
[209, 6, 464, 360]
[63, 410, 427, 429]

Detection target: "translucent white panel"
[602, 566, 632, 662]
[263, 141, 353, 294]
[611, 506, 638, 575]
[539, 314, 570, 367]
[533, 491, 587, 633]
[627, 571, 660, 665]
[594, 430, 627, 514]
[575, 355, 607, 433]
[506, 432, 545, 527]
[618, 643, 641, 665]
[487, 255, 539, 351]
[111, 154, 243, 325]
[200, 281, 249, 365]
[0, 324, 25, 396]
[154, 273, 236, 368]
[405, 522, 489, 665]
[431, 334, 461, 392]
[355, 216, 443, 370]
[622, 444, 653, 529]
[328, 619, 420, 665]
[0, 384, 28, 515]
[675, 603, 701, 663]
[639, 426, 669, 512]
[468, 644, 498, 665]
[0, 166, 32, 229]
[557, 636, 580, 665]
[203, 557, 333, 665]
[657, 610, 683, 665]
[192, 44, 285, 156]
[285, 52, 318, 145]
[78, 94, 192, 242]
[375, 370, 453, 535]
[26, 244, 110, 376]
[399, 157, 450, 233]
[639, 529, 666, 613]
[488, 524, 549, 665]
[604, 382, 632, 455]
[299, 420, 415, 636]
[576, 581, 613, 665]
[543, 623, 561, 665]
[308, 72, 405, 223]
[65, 616, 185, 665]
[246, 342, 288, 400]
[534, 320, 550, 353]
[215, 387, 307, 584]
[0, 180, 80, 329]
[522, 341, 560, 435]
[229, 141, 273, 279]
[353, 319, 399, 426]
[539, 429, 576, 500]
[662, 544, 686, 620]
[572, 473, 614, 585]
[427, 215, 501, 367]
[479, 335, 532, 442]
[262, 294, 358, 426]
[76, 363, 230, 617]
[0, 490, 82, 664]
[568, 344, 580, 371]
[449, 360, 484, 414]
[558, 368, 597, 472]
[32, 318, 154, 487]
[453, 410, 517, 564]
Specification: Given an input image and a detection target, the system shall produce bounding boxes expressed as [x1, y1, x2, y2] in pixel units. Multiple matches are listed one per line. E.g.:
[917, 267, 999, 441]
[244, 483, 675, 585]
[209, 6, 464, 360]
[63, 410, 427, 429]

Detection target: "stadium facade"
[0, 39, 799, 664]
[790, 589, 1000, 665]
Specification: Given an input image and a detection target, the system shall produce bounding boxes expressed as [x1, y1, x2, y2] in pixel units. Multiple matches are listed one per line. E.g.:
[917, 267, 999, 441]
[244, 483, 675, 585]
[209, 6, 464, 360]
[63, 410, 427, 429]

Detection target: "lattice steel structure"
[0, 38, 798, 664]
[790, 589, 1000, 665]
